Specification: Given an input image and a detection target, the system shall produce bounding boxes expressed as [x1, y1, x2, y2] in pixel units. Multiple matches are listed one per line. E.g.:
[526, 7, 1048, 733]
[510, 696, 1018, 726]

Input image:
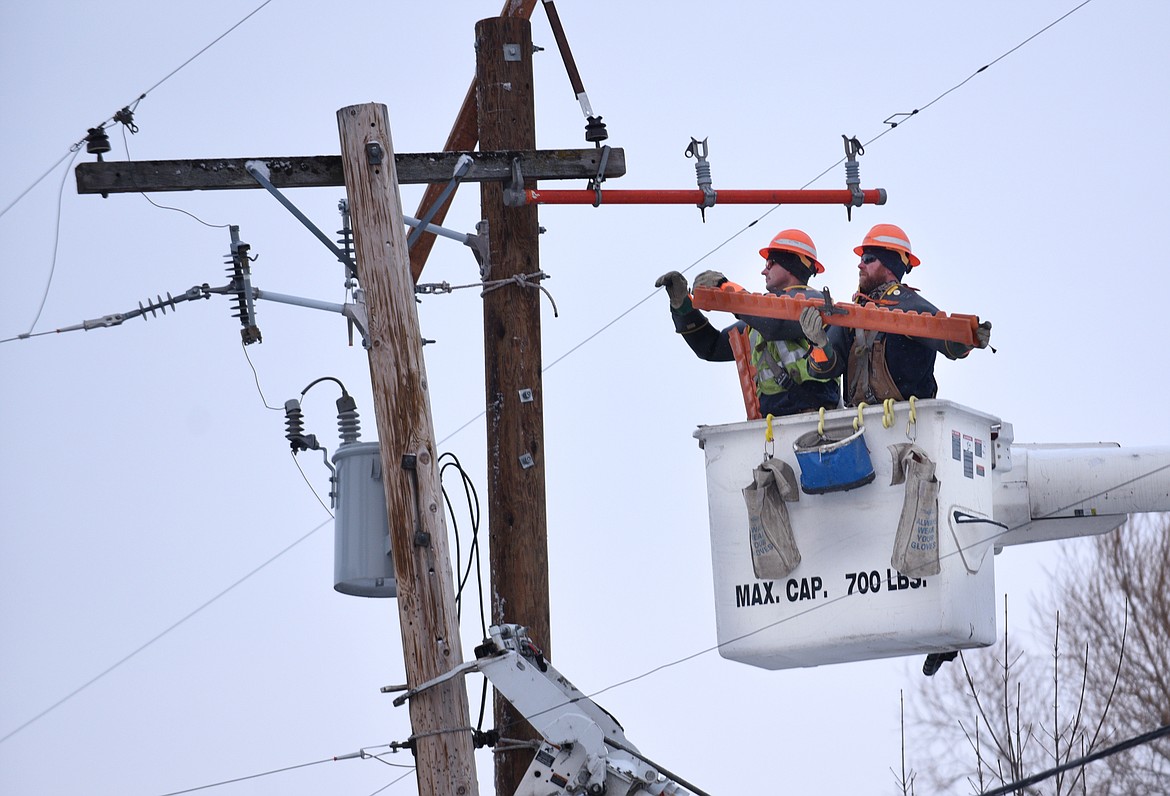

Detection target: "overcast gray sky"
[3, 1, 1167, 794]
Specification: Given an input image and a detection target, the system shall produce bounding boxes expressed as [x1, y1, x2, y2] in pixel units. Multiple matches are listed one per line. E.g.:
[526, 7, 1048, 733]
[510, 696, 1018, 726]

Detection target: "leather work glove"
[799, 305, 829, 348]
[654, 271, 690, 310]
[692, 270, 729, 290]
[975, 320, 992, 349]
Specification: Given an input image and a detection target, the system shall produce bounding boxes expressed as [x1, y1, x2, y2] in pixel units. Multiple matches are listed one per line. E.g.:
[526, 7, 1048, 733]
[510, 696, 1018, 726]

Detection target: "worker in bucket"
[801, 223, 990, 678]
[800, 223, 992, 407]
[655, 229, 840, 417]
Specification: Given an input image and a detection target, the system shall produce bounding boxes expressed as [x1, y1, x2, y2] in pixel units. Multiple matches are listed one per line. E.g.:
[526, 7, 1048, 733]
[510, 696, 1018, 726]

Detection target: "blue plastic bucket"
[793, 426, 876, 495]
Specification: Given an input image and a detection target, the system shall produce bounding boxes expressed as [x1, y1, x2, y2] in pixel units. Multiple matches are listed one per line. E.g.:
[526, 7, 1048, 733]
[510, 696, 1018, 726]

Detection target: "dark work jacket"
[814, 282, 973, 405]
[671, 287, 841, 416]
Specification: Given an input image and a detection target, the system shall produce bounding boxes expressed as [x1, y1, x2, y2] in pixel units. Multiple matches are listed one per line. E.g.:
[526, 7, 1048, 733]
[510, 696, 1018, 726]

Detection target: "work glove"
[692, 270, 729, 290]
[654, 271, 689, 310]
[975, 321, 992, 349]
[799, 305, 829, 348]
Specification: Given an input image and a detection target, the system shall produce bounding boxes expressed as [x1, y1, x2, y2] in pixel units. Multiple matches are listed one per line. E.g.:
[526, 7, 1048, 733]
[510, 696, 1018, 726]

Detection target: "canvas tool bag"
[742, 458, 801, 579]
[888, 443, 940, 577]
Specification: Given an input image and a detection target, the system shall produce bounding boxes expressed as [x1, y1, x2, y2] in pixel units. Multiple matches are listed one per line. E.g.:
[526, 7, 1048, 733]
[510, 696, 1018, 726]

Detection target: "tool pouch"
[888, 443, 941, 577]
[742, 458, 801, 579]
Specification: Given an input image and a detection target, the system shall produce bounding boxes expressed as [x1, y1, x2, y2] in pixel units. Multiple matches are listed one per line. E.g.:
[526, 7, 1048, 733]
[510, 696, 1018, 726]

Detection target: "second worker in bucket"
[801, 223, 992, 406]
[655, 229, 840, 417]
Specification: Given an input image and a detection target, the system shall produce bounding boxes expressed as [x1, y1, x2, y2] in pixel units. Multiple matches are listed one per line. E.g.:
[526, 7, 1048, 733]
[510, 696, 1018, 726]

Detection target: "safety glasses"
[860, 254, 881, 264]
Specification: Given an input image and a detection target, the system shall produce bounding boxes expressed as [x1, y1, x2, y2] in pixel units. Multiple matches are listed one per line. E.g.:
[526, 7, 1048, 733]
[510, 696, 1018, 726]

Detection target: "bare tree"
[1043, 513, 1170, 794]
[905, 513, 1170, 795]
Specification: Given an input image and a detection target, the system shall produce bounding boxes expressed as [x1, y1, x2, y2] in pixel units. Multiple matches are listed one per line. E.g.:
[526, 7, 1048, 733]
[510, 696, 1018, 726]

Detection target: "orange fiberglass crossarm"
[691, 285, 982, 347]
[519, 188, 887, 206]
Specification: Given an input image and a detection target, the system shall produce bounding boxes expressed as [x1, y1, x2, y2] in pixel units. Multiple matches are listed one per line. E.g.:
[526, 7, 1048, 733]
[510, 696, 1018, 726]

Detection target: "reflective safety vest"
[748, 329, 832, 396]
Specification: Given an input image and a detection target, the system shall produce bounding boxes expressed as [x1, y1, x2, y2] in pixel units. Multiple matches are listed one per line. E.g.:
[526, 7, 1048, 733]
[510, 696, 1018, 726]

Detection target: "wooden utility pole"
[337, 103, 478, 796]
[408, 0, 539, 280]
[476, 16, 550, 796]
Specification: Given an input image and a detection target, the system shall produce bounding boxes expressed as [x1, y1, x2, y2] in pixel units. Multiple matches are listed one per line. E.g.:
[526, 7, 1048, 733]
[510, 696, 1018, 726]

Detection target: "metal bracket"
[343, 290, 370, 348]
[503, 158, 526, 207]
[407, 154, 474, 248]
[472, 220, 491, 280]
[587, 144, 611, 207]
[842, 135, 865, 220]
[685, 137, 717, 222]
[401, 454, 430, 548]
[245, 161, 356, 272]
[819, 286, 847, 317]
[503, 42, 522, 61]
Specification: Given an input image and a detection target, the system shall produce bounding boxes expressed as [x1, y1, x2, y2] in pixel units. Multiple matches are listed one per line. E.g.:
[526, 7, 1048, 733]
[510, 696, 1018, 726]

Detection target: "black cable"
[438, 451, 491, 731]
[978, 722, 1170, 796]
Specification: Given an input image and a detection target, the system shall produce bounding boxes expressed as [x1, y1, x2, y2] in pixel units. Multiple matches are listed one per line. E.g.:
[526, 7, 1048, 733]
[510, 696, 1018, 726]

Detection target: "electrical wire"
[152, 744, 419, 796]
[0, 0, 1116, 785]
[21, 146, 82, 336]
[122, 127, 230, 229]
[157, 756, 338, 796]
[438, 451, 491, 731]
[978, 722, 1170, 796]
[488, 468, 1170, 737]
[0, 0, 278, 222]
[365, 768, 416, 796]
[0, 518, 331, 745]
[436, 0, 1095, 448]
[240, 341, 283, 411]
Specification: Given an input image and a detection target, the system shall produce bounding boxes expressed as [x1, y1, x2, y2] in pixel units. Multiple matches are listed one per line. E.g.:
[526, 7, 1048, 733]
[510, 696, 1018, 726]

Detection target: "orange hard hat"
[758, 229, 824, 274]
[854, 223, 921, 268]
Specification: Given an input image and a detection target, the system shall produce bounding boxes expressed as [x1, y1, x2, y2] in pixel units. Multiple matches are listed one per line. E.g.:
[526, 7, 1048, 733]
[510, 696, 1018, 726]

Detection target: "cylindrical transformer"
[332, 441, 397, 597]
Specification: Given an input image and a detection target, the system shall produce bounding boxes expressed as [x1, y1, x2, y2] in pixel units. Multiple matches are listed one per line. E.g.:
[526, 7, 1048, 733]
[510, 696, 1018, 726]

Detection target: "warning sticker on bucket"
[952, 430, 987, 479]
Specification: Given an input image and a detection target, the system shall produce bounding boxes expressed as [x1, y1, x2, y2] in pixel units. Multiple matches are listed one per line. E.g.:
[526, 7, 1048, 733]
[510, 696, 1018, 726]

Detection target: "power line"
[0, 518, 331, 745]
[157, 756, 337, 796]
[979, 722, 1170, 796]
[437, 0, 1096, 448]
[0, 0, 278, 222]
[21, 147, 82, 335]
[498, 475, 1169, 734]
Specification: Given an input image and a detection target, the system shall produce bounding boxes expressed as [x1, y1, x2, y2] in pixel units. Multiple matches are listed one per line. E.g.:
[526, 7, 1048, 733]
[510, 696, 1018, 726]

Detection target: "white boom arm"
[392, 624, 700, 796]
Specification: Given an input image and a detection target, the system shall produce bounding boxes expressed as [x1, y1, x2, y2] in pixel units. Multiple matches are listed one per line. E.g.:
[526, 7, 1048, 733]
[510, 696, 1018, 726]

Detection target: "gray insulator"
[695, 160, 713, 190]
[845, 160, 861, 188]
[284, 399, 319, 452]
[337, 395, 362, 445]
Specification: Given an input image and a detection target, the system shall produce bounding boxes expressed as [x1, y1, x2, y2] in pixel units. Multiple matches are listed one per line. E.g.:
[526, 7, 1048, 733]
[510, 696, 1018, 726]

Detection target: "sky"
[2, 1, 1168, 794]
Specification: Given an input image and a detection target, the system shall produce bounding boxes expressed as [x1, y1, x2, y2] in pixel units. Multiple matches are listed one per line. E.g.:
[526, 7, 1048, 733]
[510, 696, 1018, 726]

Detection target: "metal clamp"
[842, 135, 865, 219]
[685, 137, 717, 221]
[503, 158, 526, 207]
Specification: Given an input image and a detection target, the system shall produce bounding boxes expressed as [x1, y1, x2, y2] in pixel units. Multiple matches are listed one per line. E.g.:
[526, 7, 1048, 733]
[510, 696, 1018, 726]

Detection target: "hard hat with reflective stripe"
[854, 223, 921, 268]
[759, 228, 824, 274]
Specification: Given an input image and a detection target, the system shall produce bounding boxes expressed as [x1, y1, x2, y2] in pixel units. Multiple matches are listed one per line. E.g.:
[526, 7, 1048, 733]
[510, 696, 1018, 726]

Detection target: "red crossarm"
[523, 188, 887, 206]
[691, 286, 981, 347]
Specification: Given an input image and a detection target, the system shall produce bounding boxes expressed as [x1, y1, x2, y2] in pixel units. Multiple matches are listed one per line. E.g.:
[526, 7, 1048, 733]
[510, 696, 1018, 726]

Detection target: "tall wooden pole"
[408, 0, 539, 280]
[337, 103, 479, 796]
[476, 16, 550, 796]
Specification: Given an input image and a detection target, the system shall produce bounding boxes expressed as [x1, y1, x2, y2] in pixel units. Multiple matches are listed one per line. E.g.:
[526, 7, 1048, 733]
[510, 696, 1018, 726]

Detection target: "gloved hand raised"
[654, 271, 690, 310]
[692, 270, 729, 290]
[975, 321, 992, 349]
[799, 305, 829, 348]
